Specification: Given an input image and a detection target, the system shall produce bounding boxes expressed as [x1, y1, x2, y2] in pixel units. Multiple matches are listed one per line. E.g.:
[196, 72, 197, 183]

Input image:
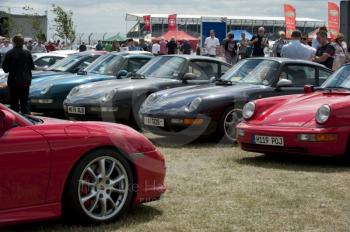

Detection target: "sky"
[0, 0, 342, 40]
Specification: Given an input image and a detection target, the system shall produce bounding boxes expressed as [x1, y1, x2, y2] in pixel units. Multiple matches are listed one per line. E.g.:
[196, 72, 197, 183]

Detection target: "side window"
[76, 56, 99, 70]
[319, 69, 332, 85]
[126, 58, 150, 72]
[280, 65, 316, 87]
[188, 61, 219, 80]
[35, 57, 62, 67]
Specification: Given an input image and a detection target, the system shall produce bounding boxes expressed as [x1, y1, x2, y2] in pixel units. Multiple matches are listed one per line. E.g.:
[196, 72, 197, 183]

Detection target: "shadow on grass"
[148, 134, 236, 149]
[2, 205, 163, 232]
[237, 153, 350, 173]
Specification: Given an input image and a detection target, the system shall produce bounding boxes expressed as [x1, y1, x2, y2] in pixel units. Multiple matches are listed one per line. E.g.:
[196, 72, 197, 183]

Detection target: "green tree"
[52, 5, 76, 47]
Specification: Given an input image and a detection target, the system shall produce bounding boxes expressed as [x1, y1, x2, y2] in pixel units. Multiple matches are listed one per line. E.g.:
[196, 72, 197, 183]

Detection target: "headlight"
[316, 105, 331, 124]
[243, 101, 256, 120]
[186, 97, 202, 112]
[144, 93, 159, 106]
[40, 84, 53, 95]
[68, 86, 80, 98]
[101, 89, 117, 102]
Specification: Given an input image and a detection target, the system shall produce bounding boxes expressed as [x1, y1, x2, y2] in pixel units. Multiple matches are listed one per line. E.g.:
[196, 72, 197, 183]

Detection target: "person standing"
[96, 40, 103, 51]
[159, 37, 167, 55]
[111, 41, 120, 52]
[152, 41, 160, 55]
[239, 32, 249, 59]
[79, 42, 87, 52]
[180, 40, 192, 55]
[332, 33, 349, 70]
[313, 30, 335, 70]
[2, 34, 34, 114]
[32, 40, 47, 53]
[250, 27, 269, 57]
[46, 39, 56, 52]
[223, 32, 238, 64]
[272, 31, 287, 57]
[166, 37, 178, 55]
[204, 30, 220, 57]
[0, 38, 13, 64]
[281, 30, 314, 60]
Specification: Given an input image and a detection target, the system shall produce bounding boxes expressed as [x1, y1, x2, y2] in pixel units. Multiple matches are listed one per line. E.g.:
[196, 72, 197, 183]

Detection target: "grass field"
[6, 134, 350, 232]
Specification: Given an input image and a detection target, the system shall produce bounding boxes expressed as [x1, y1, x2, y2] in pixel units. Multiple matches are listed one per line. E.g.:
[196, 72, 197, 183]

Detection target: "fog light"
[298, 134, 338, 142]
[33, 99, 53, 104]
[183, 118, 204, 126]
[238, 128, 245, 137]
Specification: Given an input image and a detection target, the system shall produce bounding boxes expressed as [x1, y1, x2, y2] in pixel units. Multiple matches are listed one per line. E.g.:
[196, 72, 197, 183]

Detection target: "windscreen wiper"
[130, 73, 146, 79]
[215, 79, 233, 86]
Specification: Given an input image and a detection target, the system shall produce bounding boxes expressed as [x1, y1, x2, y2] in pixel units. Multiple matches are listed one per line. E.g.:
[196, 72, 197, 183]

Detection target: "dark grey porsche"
[63, 55, 232, 127]
[139, 58, 333, 143]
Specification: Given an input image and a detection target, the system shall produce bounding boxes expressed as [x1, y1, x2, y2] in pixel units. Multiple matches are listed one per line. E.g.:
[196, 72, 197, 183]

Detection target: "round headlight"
[243, 101, 256, 120]
[40, 84, 53, 95]
[187, 97, 202, 112]
[101, 89, 117, 102]
[145, 93, 158, 105]
[68, 86, 80, 97]
[316, 105, 331, 124]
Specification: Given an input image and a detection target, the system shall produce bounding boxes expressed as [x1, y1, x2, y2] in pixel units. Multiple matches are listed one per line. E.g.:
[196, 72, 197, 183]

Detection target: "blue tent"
[230, 30, 253, 41]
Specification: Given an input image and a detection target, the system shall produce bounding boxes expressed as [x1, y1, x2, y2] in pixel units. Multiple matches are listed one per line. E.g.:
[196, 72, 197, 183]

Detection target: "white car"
[32, 53, 68, 70]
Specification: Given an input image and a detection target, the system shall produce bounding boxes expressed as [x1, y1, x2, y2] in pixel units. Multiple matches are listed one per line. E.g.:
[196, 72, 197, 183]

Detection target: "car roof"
[70, 50, 108, 56]
[157, 54, 231, 65]
[248, 57, 331, 70]
[32, 53, 67, 58]
[109, 51, 154, 58]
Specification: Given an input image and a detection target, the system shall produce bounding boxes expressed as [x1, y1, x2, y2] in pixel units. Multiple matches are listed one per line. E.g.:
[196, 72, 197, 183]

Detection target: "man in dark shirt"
[167, 38, 178, 54]
[313, 30, 335, 70]
[2, 34, 34, 114]
[180, 40, 192, 55]
[250, 27, 269, 57]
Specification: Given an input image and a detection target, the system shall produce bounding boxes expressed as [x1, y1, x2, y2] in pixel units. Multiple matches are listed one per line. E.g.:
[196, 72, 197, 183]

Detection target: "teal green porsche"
[30, 51, 152, 114]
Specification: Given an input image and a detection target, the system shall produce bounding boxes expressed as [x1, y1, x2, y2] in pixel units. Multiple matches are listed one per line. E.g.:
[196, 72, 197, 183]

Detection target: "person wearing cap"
[313, 30, 335, 70]
[2, 34, 34, 114]
[332, 33, 349, 70]
[281, 30, 314, 60]
[272, 31, 287, 57]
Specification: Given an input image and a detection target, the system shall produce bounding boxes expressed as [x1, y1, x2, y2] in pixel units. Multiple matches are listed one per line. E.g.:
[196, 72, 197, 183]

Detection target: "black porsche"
[63, 55, 232, 127]
[139, 58, 333, 143]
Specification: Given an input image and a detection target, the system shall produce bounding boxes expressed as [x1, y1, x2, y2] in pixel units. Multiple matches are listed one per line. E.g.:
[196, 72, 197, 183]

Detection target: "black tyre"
[63, 148, 134, 225]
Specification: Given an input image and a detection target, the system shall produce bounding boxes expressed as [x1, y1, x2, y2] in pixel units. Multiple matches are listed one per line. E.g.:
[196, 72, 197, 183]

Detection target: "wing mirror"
[77, 69, 87, 75]
[304, 85, 314, 93]
[182, 73, 197, 83]
[276, 79, 293, 88]
[0, 109, 16, 131]
[117, 70, 128, 79]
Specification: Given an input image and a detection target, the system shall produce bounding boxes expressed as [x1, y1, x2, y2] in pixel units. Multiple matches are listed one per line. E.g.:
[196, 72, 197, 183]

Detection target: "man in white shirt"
[204, 30, 220, 57]
[0, 38, 13, 64]
[281, 30, 314, 60]
[152, 41, 160, 56]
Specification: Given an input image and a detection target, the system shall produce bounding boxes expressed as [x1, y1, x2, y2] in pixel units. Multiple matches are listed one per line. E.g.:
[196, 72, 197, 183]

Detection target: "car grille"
[241, 143, 309, 154]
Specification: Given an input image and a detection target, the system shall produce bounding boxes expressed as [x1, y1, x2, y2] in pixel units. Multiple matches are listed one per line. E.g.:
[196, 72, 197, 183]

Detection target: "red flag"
[143, 15, 151, 32]
[168, 14, 177, 31]
[328, 2, 339, 39]
[284, 4, 296, 39]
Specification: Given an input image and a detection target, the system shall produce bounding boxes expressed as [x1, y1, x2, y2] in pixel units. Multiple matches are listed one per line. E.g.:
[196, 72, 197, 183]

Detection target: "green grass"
[5, 134, 350, 232]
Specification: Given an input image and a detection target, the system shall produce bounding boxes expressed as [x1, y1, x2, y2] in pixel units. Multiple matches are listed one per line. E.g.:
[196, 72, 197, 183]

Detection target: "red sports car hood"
[258, 91, 350, 127]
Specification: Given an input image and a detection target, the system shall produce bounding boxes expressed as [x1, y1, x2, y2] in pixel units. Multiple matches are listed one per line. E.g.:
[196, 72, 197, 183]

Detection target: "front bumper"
[63, 102, 131, 123]
[132, 149, 166, 204]
[140, 112, 218, 137]
[30, 98, 64, 113]
[237, 123, 349, 157]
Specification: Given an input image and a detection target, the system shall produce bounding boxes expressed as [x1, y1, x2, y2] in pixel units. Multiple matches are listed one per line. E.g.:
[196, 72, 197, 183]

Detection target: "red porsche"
[0, 103, 166, 226]
[237, 64, 350, 157]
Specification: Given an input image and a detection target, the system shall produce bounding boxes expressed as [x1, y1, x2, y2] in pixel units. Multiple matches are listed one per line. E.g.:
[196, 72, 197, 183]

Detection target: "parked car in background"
[0, 103, 165, 225]
[139, 58, 333, 142]
[32, 53, 67, 70]
[237, 64, 350, 156]
[0, 51, 108, 104]
[30, 51, 153, 114]
[63, 55, 232, 128]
